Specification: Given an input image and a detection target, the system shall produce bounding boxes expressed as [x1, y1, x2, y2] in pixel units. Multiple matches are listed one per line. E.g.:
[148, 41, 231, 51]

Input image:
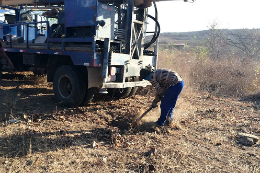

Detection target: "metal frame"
[1, 0, 158, 89]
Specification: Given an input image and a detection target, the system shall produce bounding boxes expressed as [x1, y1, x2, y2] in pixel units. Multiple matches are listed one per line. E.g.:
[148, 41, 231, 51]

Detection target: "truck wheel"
[80, 87, 95, 106]
[128, 87, 138, 97]
[53, 65, 86, 107]
[77, 66, 95, 106]
[107, 87, 132, 99]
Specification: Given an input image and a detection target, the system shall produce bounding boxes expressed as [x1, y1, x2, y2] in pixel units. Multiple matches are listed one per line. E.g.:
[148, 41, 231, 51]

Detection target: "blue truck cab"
[0, 0, 160, 107]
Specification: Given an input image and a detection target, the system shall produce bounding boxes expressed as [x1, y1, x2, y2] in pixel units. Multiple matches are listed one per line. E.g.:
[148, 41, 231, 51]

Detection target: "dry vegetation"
[0, 44, 260, 172]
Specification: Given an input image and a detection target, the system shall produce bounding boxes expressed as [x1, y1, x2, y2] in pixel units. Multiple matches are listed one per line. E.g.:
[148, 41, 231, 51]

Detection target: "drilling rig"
[0, 0, 191, 107]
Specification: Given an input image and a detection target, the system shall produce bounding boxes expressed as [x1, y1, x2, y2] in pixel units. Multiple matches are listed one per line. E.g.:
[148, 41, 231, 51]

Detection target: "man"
[0, 40, 14, 87]
[140, 68, 184, 126]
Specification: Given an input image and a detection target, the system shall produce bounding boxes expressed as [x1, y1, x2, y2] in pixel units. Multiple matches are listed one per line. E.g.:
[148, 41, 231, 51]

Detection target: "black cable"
[143, 14, 160, 49]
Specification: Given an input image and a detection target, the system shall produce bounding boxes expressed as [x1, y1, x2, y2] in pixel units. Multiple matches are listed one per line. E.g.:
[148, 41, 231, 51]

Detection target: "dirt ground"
[0, 73, 259, 172]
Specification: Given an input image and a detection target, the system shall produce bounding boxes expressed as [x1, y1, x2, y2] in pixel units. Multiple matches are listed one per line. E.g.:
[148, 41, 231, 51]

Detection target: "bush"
[157, 48, 260, 98]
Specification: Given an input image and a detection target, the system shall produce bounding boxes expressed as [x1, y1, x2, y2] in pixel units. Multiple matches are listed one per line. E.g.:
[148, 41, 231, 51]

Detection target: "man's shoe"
[166, 116, 173, 126]
[150, 121, 164, 128]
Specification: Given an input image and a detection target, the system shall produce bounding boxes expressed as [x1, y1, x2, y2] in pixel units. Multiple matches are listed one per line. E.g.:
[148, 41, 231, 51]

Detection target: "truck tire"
[128, 87, 138, 97]
[107, 87, 132, 99]
[77, 66, 95, 106]
[53, 65, 86, 107]
[80, 87, 95, 106]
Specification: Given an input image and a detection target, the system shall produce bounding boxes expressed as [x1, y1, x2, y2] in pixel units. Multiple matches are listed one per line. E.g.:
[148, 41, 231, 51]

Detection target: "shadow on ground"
[0, 128, 114, 158]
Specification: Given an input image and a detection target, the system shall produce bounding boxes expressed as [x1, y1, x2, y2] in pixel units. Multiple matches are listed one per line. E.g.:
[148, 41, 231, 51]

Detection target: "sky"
[1, 0, 259, 33]
[148, 0, 260, 33]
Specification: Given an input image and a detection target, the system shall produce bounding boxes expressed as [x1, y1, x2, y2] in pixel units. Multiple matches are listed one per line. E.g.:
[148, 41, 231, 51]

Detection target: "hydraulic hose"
[143, 14, 160, 49]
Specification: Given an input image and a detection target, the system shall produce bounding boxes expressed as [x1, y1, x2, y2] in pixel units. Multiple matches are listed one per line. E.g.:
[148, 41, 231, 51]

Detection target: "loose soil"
[0, 73, 259, 172]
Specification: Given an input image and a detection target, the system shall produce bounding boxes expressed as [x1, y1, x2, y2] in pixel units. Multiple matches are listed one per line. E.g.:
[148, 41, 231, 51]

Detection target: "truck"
[0, 0, 189, 107]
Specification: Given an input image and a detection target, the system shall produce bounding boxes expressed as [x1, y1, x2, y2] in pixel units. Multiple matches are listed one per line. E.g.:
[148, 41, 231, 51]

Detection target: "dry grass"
[0, 48, 259, 172]
[158, 49, 260, 98]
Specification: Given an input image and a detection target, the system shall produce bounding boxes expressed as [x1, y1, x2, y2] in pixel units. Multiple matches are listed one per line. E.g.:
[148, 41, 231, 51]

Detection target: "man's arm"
[150, 70, 163, 95]
[0, 48, 14, 70]
[150, 70, 164, 107]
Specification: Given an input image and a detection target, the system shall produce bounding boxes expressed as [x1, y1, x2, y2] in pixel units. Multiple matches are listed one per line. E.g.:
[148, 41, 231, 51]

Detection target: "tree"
[225, 29, 260, 59]
[205, 21, 228, 59]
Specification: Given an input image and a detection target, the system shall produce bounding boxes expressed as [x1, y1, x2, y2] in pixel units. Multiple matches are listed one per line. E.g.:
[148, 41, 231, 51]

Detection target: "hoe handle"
[136, 107, 153, 123]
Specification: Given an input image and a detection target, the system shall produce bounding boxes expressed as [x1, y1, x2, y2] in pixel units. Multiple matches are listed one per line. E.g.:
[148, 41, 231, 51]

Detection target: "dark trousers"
[157, 81, 184, 126]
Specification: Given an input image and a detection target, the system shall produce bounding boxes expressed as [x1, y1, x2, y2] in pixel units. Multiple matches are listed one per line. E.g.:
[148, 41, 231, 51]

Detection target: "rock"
[238, 137, 255, 146]
[237, 133, 259, 143]
[144, 150, 152, 157]
[149, 164, 156, 172]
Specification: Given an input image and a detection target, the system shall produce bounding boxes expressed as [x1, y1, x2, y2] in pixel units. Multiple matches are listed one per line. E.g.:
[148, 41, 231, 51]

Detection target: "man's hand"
[152, 101, 158, 108]
[152, 97, 161, 108]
